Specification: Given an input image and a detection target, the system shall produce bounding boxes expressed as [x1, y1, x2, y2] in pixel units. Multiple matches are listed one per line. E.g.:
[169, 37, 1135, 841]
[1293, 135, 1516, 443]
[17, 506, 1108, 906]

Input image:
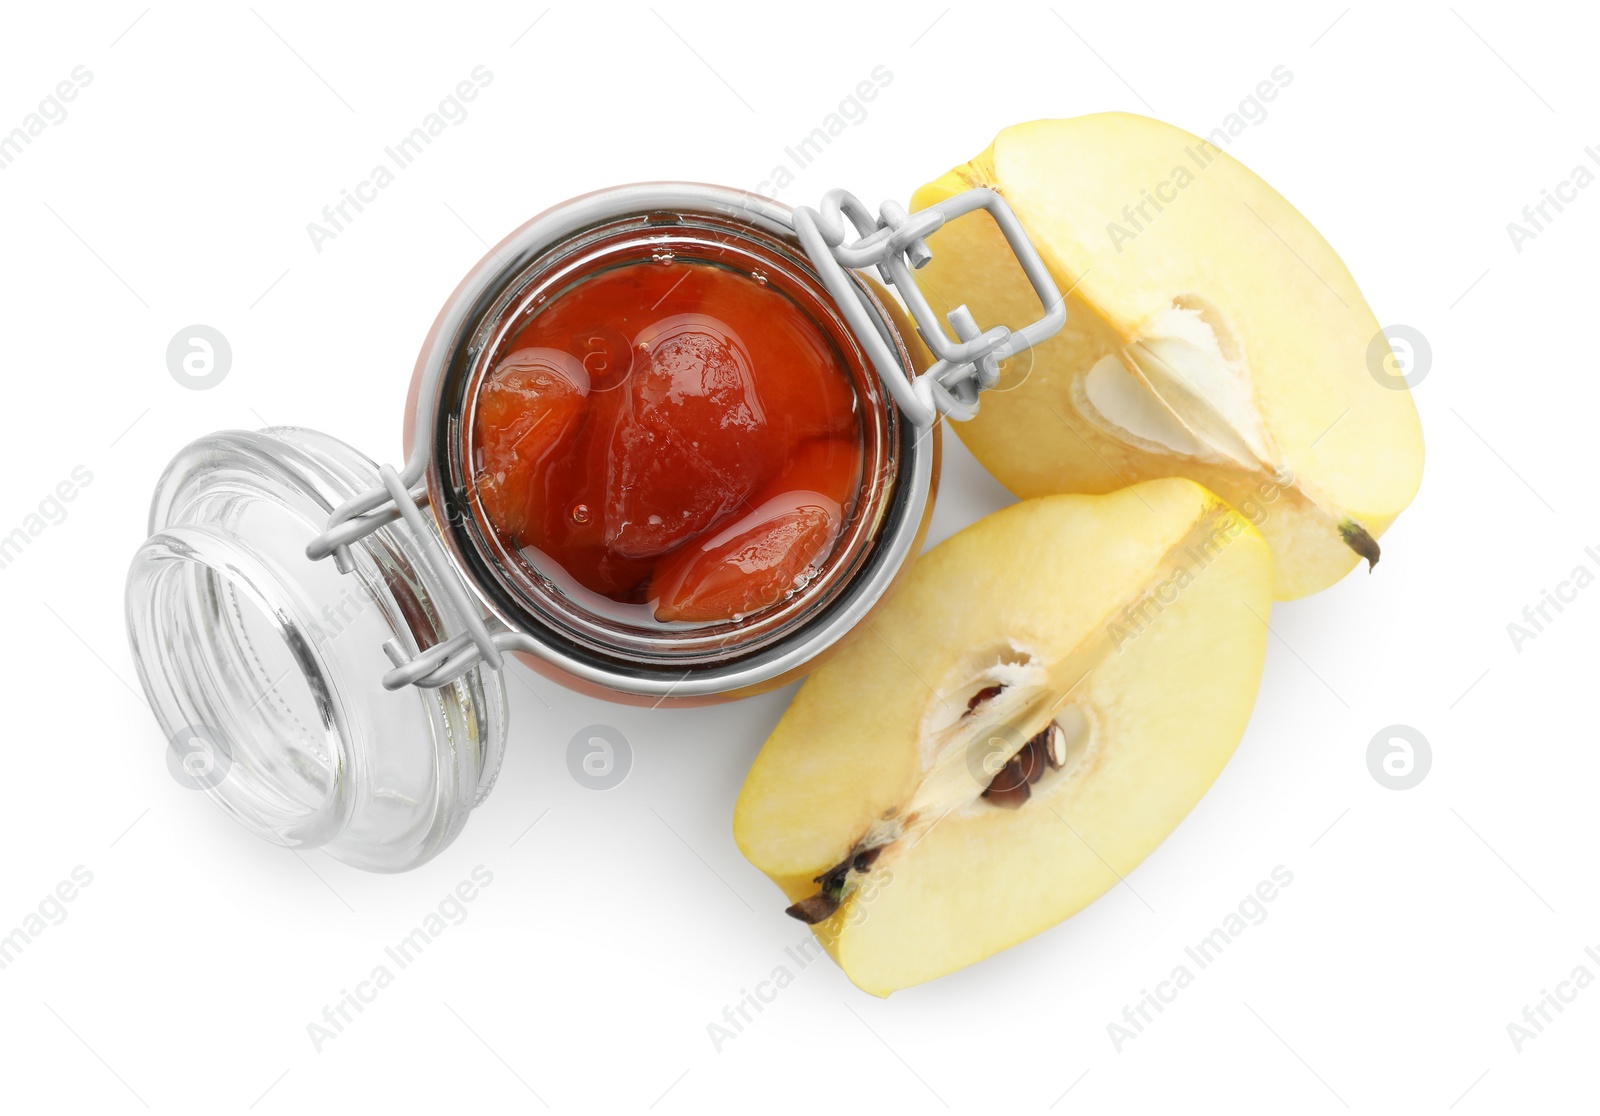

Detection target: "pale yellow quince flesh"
[911, 114, 1424, 599]
[733, 480, 1271, 995]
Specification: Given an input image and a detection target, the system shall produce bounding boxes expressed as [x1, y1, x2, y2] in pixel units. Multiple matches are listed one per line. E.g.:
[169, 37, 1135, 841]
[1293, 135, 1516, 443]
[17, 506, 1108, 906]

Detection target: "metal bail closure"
[792, 187, 1067, 427]
[124, 426, 508, 872]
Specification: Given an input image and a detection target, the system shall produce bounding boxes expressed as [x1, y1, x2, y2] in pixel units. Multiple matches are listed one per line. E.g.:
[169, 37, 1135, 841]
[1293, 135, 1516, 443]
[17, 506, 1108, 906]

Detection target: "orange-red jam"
[472, 260, 864, 623]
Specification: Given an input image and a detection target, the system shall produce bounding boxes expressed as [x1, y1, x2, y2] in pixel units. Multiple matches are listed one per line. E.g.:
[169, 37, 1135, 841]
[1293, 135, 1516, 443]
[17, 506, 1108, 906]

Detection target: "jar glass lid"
[125, 427, 507, 871]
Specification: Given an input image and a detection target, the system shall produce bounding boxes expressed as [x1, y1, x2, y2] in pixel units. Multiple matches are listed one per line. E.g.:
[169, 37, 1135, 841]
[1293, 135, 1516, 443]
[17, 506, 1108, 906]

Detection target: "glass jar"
[125, 184, 940, 870]
[404, 184, 939, 704]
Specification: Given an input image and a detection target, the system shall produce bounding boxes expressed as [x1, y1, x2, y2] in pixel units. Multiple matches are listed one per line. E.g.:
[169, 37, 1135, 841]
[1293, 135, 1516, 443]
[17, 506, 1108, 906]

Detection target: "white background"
[0, 1, 1592, 1111]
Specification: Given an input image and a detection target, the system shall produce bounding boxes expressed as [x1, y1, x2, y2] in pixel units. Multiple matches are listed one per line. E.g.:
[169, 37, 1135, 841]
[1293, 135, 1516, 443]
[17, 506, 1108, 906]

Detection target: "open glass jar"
[411, 185, 937, 702]
[125, 182, 1063, 870]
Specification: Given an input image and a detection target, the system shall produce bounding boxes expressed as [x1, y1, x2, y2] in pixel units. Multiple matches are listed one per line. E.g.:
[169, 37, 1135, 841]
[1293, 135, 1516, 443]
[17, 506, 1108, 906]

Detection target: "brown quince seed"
[786, 893, 841, 924]
[963, 685, 1004, 716]
[1036, 722, 1068, 769]
[981, 754, 1032, 808]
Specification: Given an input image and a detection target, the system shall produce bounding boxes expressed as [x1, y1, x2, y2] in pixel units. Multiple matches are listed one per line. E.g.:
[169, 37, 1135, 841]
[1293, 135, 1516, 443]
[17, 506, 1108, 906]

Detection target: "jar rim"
[409, 183, 937, 700]
[129, 520, 356, 847]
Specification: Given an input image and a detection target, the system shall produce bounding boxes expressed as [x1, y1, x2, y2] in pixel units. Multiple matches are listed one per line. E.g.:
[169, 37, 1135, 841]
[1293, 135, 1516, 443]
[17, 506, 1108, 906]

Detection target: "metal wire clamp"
[791, 187, 1066, 426]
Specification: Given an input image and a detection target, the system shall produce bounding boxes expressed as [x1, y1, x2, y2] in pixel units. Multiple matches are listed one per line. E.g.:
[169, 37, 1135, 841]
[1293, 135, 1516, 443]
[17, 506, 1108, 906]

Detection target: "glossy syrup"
[471, 258, 865, 624]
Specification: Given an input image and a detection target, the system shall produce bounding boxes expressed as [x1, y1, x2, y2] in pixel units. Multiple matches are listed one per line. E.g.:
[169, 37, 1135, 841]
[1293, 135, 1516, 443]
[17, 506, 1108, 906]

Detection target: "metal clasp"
[305, 459, 505, 691]
[792, 187, 1066, 426]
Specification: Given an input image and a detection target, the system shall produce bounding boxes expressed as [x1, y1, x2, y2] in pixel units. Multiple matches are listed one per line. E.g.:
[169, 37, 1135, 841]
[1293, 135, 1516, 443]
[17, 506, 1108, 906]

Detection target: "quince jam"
[470, 259, 864, 624]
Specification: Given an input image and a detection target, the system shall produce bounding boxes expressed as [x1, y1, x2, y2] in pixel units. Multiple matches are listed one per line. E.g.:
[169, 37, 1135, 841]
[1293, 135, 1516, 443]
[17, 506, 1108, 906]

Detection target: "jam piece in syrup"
[472, 260, 864, 622]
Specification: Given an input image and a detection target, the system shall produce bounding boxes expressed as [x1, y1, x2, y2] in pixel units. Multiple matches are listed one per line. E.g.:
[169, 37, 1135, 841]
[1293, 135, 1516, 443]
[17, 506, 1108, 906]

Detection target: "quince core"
[733, 480, 1272, 995]
[911, 114, 1424, 599]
